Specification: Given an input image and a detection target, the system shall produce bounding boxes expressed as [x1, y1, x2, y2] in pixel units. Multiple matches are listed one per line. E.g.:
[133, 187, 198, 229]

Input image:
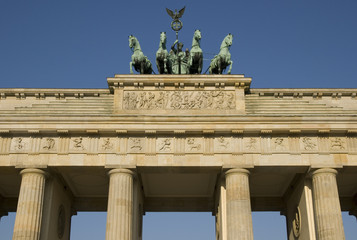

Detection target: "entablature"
[1, 128, 356, 159]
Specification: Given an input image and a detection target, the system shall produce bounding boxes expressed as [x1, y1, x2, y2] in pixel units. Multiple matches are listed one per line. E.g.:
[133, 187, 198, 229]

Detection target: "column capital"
[225, 168, 250, 177]
[107, 168, 135, 177]
[349, 210, 357, 220]
[0, 211, 8, 220]
[311, 168, 338, 177]
[20, 168, 48, 177]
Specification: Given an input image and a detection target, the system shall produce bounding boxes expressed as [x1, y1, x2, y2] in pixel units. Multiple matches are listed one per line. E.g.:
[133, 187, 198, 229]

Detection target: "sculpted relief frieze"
[11, 137, 30, 152]
[330, 137, 346, 151]
[185, 138, 203, 153]
[214, 137, 232, 152]
[41, 138, 57, 152]
[157, 138, 173, 153]
[69, 137, 87, 151]
[3, 134, 354, 155]
[273, 137, 287, 151]
[301, 137, 318, 151]
[123, 90, 235, 110]
[244, 137, 260, 152]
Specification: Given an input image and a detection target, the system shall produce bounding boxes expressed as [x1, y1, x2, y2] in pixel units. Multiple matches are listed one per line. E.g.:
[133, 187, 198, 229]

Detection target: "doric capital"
[107, 168, 135, 177]
[311, 168, 338, 177]
[20, 168, 49, 178]
[225, 168, 250, 177]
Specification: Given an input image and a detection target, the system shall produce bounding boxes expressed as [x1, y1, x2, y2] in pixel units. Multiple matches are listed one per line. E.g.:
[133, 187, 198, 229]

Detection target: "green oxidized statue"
[209, 34, 233, 74]
[129, 35, 153, 74]
[189, 29, 203, 74]
[156, 32, 171, 74]
[169, 40, 190, 74]
[128, 8, 234, 75]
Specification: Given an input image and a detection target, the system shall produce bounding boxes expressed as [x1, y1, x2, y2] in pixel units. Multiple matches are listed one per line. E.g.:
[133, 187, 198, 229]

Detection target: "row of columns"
[10, 168, 138, 240]
[9, 167, 346, 240]
[221, 167, 346, 240]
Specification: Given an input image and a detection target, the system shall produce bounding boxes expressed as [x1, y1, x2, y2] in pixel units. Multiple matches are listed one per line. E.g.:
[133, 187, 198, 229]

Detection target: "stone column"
[106, 169, 134, 240]
[13, 168, 47, 240]
[311, 168, 345, 240]
[225, 168, 253, 240]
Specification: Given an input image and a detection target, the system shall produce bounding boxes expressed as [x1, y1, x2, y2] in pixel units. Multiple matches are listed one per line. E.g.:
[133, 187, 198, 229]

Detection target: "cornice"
[250, 88, 357, 98]
[107, 74, 252, 93]
[0, 88, 110, 99]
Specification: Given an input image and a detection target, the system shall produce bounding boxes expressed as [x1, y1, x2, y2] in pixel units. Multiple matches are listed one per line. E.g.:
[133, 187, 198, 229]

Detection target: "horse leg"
[227, 60, 233, 74]
[198, 56, 202, 74]
[164, 59, 168, 74]
[148, 62, 153, 74]
[188, 56, 193, 74]
[218, 58, 222, 74]
[130, 61, 133, 74]
[141, 61, 145, 74]
[156, 59, 161, 74]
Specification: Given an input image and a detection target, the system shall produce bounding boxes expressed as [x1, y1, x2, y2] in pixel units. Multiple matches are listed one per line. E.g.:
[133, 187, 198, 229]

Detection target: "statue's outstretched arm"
[171, 40, 179, 53]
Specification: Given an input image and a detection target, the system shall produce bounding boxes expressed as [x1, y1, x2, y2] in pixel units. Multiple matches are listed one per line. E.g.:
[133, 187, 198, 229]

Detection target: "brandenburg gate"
[0, 74, 357, 239]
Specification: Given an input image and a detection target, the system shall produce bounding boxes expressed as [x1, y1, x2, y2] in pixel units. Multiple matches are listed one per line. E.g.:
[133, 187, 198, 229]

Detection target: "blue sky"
[0, 0, 357, 239]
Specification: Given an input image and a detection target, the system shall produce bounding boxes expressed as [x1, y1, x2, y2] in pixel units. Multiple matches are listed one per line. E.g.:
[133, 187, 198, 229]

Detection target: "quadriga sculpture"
[156, 32, 171, 74]
[189, 30, 203, 74]
[129, 35, 153, 74]
[209, 34, 233, 74]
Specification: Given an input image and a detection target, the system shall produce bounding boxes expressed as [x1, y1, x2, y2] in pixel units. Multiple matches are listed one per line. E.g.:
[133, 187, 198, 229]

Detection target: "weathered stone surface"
[0, 75, 357, 239]
[13, 168, 47, 240]
[311, 168, 345, 240]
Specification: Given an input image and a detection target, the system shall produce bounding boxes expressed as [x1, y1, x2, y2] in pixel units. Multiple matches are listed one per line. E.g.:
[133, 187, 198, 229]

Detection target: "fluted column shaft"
[312, 168, 345, 240]
[106, 169, 134, 240]
[13, 168, 47, 240]
[225, 168, 253, 240]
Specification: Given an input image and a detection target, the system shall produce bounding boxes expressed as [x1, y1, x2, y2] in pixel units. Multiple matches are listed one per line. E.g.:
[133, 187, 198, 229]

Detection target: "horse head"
[224, 33, 233, 47]
[194, 29, 201, 41]
[128, 35, 136, 49]
[160, 32, 167, 45]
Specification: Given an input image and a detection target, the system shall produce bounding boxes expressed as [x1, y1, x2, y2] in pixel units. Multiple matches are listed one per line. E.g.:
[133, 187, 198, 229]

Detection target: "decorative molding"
[250, 89, 357, 99]
[107, 74, 252, 92]
[0, 89, 108, 99]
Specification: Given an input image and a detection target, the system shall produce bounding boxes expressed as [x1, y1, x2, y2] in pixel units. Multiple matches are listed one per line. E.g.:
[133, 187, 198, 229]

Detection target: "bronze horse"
[209, 34, 233, 74]
[156, 32, 171, 74]
[129, 35, 153, 74]
[189, 30, 203, 74]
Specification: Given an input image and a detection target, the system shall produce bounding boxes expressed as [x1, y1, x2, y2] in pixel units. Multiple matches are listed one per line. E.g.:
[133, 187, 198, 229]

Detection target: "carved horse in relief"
[209, 33, 233, 74]
[129, 35, 153, 74]
[189, 30, 203, 74]
[155, 32, 171, 74]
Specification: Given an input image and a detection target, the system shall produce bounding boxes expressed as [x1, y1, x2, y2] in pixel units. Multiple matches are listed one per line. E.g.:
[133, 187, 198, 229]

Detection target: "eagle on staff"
[166, 6, 186, 21]
[166, 6, 186, 40]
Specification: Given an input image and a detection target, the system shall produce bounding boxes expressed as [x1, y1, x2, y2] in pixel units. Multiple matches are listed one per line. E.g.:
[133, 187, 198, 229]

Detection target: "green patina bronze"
[128, 8, 234, 75]
[189, 29, 203, 74]
[155, 32, 171, 74]
[209, 34, 233, 74]
[169, 39, 190, 74]
[166, 7, 185, 40]
[129, 35, 153, 74]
